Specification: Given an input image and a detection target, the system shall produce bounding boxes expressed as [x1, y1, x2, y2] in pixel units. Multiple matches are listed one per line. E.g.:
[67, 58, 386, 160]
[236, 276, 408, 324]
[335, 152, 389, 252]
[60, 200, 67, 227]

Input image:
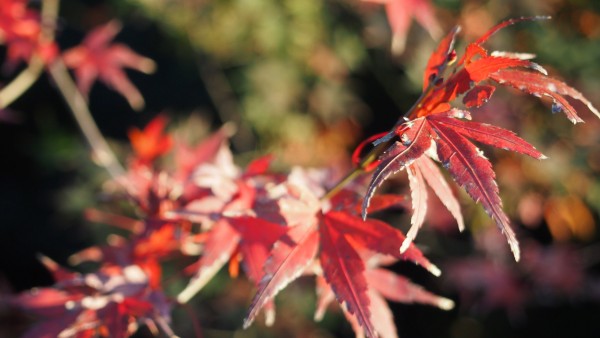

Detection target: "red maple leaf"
[69, 127, 242, 293]
[62, 20, 156, 110]
[313, 256, 454, 338]
[361, 17, 600, 261]
[402, 155, 464, 253]
[72, 126, 255, 293]
[115, 121, 234, 219]
[175, 160, 287, 305]
[240, 170, 445, 337]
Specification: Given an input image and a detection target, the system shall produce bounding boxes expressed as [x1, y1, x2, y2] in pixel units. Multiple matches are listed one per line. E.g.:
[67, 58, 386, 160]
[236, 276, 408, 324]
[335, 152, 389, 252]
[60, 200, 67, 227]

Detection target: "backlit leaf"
[428, 119, 520, 260]
[320, 218, 375, 338]
[244, 223, 319, 328]
[363, 117, 434, 219]
[491, 69, 600, 123]
[62, 20, 156, 110]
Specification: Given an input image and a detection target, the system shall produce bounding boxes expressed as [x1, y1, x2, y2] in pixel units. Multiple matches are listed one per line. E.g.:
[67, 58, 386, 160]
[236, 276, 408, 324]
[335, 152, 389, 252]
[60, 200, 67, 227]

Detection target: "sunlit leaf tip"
[437, 297, 455, 311]
[475, 16, 551, 45]
[427, 262, 442, 277]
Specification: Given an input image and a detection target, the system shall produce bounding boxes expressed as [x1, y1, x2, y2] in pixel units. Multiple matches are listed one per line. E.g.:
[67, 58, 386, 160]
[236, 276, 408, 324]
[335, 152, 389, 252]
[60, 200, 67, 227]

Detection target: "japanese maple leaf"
[361, 17, 600, 261]
[176, 164, 287, 304]
[364, 109, 545, 260]
[191, 141, 241, 201]
[242, 172, 441, 337]
[62, 20, 156, 110]
[364, 0, 442, 54]
[314, 256, 454, 338]
[402, 155, 464, 253]
[121, 124, 235, 217]
[69, 128, 259, 302]
[177, 216, 287, 306]
[78, 120, 243, 289]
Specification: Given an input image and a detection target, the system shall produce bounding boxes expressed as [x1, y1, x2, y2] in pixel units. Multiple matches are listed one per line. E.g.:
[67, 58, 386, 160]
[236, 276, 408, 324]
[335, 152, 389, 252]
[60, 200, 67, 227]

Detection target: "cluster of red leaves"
[0, 6, 154, 110]
[10, 256, 173, 338]
[361, 17, 599, 263]
[7, 115, 453, 338]
[6, 118, 188, 337]
[6, 16, 599, 338]
[0, 0, 57, 68]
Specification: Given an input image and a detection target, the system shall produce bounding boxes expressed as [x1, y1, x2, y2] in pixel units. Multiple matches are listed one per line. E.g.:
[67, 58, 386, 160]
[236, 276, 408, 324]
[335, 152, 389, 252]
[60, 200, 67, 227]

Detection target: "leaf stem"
[48, 59, 127, 180]
[322, 83, 435, 201]
[0, 59, 44, 108]
[40, 0, 60, 41]
[0, 0, 129, 186]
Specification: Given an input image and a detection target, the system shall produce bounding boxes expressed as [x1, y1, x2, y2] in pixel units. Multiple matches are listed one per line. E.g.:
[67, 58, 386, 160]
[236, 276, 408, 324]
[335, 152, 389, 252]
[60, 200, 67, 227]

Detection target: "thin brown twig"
[42, 0, 133, 191]
[321, 82, 435, 201]
[0, 0, 130, 188]
[0, 59, 44, 108]
[48, 58, 127, 180]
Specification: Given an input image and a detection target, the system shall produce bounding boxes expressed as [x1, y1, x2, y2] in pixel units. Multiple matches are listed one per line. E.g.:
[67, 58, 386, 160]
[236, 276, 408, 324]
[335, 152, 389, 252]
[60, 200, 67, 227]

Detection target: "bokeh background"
[1, 0, 600, 337]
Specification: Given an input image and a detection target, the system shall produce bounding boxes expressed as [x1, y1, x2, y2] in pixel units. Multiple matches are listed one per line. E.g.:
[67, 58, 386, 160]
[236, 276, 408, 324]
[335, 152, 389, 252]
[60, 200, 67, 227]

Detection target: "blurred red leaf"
[364, 0, 442, 54]
[62, 20, 156, 110]
[0, 0, 58, 68]
[10, 264, 173, 338]
[128, 115, 173, 164]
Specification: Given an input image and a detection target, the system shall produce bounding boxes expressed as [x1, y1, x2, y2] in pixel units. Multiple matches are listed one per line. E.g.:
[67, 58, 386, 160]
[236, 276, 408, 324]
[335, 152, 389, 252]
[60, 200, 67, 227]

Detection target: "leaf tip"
[361, 204, 369, 221]
[314, 308, 325, 322]
[428, 263, 442, 277]
[513, 250, 521, 262]
[437, 297, 455, 311]
[399, 239, 411, 254]
[242, 318, 253, 330]
[36, 254, 58, 271]
[457, 220, 465, 232]
[222, 121, 238, 137]
[265, 308, 276, 327]
[510, 242, 521, 262]
[139, 58, 157, 74]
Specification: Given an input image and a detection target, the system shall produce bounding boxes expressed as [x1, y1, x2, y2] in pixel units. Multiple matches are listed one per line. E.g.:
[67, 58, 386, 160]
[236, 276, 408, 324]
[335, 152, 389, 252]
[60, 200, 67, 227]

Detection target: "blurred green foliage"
[120, 0, 369, 164]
